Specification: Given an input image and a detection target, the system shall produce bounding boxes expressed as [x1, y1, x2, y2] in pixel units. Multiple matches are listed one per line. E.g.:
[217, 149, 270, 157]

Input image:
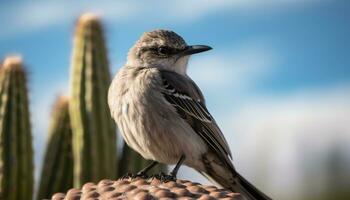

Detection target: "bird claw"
[132, 171, 149, 179]
[154, 172, 176, 182]
[119, 172, 133, 180]
[119, 172, 150, 180]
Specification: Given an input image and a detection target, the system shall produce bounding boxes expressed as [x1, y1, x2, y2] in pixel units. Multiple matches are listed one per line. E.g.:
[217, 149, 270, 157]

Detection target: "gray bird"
[108, 29, 271, 200]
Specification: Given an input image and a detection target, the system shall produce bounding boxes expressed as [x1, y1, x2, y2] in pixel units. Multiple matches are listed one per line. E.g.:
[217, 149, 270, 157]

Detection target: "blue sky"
[1, 0, 349, 199]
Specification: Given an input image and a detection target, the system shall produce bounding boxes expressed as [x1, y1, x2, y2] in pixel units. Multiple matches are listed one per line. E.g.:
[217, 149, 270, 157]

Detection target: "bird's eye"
[158, 47, 170, 55]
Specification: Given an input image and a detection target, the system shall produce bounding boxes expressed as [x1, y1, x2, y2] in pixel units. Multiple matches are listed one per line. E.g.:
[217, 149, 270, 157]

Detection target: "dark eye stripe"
[158, 47, 170, 55]
[143, 46, 182, 55]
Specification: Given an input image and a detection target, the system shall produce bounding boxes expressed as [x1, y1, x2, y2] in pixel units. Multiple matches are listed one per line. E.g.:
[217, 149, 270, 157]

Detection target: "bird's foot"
[154, 172, 176, 182]
[119, 172, 133, 180]
[119, 172, 150, 180]
[132, 171, 149, 179]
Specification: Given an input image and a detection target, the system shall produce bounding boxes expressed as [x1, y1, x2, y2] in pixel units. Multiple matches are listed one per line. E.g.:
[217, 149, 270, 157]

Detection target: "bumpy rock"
[51, 178, 242, 200]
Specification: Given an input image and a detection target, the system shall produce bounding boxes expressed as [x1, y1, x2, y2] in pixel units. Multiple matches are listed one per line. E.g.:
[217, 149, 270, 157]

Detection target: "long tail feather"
[231, 173, 272, 200]
[200, 154, 272, 200]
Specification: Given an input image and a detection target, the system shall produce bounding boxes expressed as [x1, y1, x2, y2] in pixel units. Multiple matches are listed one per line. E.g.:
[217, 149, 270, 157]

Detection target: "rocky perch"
[51, 177, 242, 200]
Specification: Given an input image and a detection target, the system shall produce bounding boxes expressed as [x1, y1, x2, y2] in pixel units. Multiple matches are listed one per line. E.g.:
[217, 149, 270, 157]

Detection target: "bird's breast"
[110, 67, 207, 164]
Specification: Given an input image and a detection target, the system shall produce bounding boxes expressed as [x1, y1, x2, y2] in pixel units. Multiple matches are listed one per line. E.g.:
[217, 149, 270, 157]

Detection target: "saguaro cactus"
[51, 178, 241, 200]
[0, 56, 33, 200]
[37, 96, 73, 200]
[69, 13, 117, 187]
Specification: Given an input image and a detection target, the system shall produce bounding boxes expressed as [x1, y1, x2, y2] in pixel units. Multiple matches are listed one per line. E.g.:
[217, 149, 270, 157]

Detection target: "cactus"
[118, 142, 167, 177]
[51, 178, 241, 200]
[37, 96, 73, 200]
[69, 13, 117, 187]
[0, 56, 34, 200]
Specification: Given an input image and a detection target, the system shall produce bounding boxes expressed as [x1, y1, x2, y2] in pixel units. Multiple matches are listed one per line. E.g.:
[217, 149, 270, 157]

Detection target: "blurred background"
[1, 0, 349, 199]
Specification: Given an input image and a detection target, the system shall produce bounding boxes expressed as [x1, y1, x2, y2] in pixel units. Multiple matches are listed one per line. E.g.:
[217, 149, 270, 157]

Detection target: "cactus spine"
[69, 13, 117, 187]
[37, 96, 73, 200]
[0, 56, 33, 200]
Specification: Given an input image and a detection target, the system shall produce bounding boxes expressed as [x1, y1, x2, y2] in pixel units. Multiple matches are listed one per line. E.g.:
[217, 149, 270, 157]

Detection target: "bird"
[108, 29, 272, 200]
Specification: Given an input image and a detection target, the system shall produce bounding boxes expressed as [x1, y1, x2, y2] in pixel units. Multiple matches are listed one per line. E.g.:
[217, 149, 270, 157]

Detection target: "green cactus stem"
[37, 96, 73, 200]
[69, 13, 117, 187]
[0, 56, 34, 200]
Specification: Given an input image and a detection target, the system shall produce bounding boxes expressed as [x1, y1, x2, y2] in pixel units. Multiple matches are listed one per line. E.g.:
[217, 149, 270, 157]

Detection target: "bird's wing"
[159, 70, 233, 161]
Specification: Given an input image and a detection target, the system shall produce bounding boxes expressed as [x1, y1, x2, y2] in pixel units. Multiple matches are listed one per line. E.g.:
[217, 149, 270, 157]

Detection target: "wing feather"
[159, 70, 232, 160]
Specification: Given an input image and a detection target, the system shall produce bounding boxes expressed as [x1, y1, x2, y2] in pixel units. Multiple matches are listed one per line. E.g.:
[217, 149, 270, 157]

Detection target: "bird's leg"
[159, 155, 185, 182]
[120, 161, 158, 180]
[134, 161, 158, 178]
[170, 155, 186, 178]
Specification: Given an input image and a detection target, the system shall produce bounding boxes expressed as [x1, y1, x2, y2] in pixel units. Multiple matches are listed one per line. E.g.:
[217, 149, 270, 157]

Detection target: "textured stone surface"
[51, 177, 242, 200]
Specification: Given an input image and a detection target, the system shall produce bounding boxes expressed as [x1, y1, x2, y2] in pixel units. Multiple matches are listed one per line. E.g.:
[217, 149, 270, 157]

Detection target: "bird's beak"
[180, 45, 212, 56]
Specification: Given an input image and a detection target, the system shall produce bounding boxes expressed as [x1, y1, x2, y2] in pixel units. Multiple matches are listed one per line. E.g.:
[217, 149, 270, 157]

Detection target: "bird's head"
[127, 29, 212, 75]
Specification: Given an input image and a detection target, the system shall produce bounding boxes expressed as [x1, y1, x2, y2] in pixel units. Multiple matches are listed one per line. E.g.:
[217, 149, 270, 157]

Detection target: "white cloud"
[0, 0, 324, 38]
[0, 1, 138, 38]
[163, 0, 323, 20]
[220, 83, 350, 199]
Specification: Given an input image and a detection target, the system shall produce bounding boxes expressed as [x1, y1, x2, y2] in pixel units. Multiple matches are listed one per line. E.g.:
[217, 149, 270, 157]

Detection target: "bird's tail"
[233, 173, 272, 200]
[199, 155, 272, 200]
[201, 169, 271, 200]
